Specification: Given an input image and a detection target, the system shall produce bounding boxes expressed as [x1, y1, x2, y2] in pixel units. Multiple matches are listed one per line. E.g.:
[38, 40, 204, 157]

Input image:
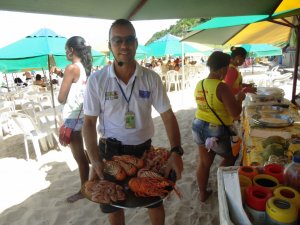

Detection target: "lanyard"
[116, 77, 136, 111]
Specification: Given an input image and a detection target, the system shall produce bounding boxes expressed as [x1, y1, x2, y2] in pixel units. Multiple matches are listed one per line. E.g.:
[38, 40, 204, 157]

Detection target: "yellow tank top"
[194, 79, 233, 125]
[229, 64, 242, 92]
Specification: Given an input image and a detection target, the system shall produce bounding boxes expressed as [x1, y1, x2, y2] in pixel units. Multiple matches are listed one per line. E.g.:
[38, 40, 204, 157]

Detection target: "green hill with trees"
[145, 18, 210, 45]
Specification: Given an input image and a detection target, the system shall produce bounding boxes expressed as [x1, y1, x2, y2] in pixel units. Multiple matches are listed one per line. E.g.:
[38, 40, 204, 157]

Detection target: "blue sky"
[0, 10, 178, 50]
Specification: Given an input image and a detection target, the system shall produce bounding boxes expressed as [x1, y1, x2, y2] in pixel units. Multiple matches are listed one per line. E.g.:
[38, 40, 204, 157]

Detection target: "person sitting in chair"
[14, 77, 27, 86]
[34, 74, 46, 87]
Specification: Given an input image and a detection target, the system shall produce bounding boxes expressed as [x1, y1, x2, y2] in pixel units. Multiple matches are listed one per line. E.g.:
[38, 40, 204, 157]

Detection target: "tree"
[145, 18, 210, 45]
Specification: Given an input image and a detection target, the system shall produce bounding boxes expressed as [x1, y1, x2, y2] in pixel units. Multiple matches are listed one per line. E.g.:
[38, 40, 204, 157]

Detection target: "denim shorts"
[192, 118, 232, 156]
[63, 118, 84, 131]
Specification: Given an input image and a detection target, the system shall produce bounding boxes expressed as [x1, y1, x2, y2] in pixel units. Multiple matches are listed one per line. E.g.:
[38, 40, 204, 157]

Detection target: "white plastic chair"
[181, 66, 197, 89]
[10, 112, 57, 160]
[0, 101, 14, 140]
[166, 70, 181, 92]
[21, 102, 43, 122]
[268, 65, 280, 75]
[271, 72, 293, 86]
[23, 90, 39, 102]
[21, 101, 61, 130]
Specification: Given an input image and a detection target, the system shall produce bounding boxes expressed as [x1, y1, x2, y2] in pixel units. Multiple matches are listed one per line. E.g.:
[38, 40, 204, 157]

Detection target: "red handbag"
[59, 124, 73, 146]
[59, 106, 82, 146]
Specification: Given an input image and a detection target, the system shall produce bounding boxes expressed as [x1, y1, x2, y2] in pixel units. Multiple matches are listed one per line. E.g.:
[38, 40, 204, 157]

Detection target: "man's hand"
[164, 152, 183, 180]
[90, 161, 105, 180]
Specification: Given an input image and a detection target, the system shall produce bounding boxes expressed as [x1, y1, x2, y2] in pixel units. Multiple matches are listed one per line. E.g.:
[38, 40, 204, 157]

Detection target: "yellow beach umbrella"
[183, 0, 300, 102]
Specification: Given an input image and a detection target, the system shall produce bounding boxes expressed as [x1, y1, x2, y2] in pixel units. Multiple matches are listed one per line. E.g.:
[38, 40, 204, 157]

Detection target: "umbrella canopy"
[182, 0, 300, 102]
[135, 44, 151, 60]
[240, 44, 282, 57]
[183, 0, 300, 45]
[0, 28, 106, 72]
[0, 0, 283, 20]
[109, 44, 150, 61]
[146, 34, 199, 57]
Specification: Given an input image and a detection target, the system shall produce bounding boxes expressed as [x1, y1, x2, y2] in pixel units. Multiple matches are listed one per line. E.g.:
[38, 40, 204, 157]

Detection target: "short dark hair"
[206, 51, 230, 71]
[109, 19, 136, 40]
[230, 46, 247, 58]
[36, 74, 42, 80]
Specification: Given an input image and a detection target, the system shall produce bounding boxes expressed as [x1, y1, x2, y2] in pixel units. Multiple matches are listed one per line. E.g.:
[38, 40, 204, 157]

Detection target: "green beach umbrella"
[0, 28, 106, 73]
[109, 44, 150, 61]
[135, 44, 151, 60]
[0, 0, 284, 21]
[146, 34, 198, 58]
[182, 1, 300, 102]
[241, 44, 282, 58]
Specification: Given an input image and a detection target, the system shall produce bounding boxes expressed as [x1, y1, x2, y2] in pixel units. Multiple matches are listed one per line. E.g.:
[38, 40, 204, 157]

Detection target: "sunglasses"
[110, 35, 136, 46]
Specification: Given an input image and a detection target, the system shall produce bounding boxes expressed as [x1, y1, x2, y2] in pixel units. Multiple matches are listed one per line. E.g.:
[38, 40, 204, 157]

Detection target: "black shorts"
[100, 200, 163, 214]
[99, 138, 152, 160]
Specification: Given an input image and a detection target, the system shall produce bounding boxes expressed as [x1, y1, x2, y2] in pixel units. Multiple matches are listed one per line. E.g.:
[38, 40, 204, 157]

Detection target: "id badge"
[125, 111, 135, 129]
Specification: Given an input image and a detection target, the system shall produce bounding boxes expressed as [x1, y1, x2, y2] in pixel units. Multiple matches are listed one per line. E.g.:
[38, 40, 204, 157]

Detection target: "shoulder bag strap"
[201, 79, 227, 127]
[72, 105, 83, 130]
[201, 79, 234, 139]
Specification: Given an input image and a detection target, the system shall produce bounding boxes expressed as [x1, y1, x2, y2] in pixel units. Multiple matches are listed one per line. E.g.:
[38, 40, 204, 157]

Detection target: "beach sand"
[0, 86, 223, 225]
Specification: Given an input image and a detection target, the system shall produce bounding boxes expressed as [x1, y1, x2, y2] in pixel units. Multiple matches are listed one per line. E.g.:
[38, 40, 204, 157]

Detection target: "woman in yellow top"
[192, 51, 245, 202]
[224, 46, 256, 95]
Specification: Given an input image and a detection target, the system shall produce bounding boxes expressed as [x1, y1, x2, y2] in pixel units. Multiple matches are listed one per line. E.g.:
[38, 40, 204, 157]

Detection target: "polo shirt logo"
[139, 90, 150, 98]
[105, 91, 119, 100]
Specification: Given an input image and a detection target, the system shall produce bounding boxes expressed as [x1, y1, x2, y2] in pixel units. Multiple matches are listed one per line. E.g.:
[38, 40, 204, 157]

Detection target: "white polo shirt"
[84, 62, 171, 145]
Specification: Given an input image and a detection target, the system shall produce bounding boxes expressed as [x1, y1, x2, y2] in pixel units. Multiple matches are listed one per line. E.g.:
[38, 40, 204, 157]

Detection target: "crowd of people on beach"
[17, 18, 255, 225]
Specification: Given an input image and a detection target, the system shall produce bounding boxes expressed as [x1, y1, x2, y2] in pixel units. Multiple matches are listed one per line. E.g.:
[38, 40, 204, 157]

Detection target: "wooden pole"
[48, 55, 58, 132]
[291, 26, 300, 104]
[4, 73, 9, 92]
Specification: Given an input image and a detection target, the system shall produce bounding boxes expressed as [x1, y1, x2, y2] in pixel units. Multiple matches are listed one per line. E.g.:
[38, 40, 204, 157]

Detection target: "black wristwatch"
[170, 146, 184, 156]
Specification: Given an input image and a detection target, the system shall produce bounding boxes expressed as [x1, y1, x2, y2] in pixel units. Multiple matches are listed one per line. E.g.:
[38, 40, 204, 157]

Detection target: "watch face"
[172, 146, 184, 156]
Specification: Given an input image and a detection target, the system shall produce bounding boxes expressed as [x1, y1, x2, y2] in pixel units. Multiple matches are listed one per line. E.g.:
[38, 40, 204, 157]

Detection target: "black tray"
[112, 184, 163, 208]
[83, 171, 176, 208]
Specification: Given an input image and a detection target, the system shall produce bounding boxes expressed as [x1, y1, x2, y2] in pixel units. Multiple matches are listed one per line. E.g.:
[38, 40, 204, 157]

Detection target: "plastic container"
[266, 197, 298, 225]
[238, 166, 258, 180]
[244, 185, 272, 225]
[284, 156, 300, 193]
[239, 175, 252, 202]
[253, 174, 279, 191]
[245, 185, 273, 211]
[273, 186, 300, 209]
[274, 186, 300, 224]
[264, 164, 284, 184]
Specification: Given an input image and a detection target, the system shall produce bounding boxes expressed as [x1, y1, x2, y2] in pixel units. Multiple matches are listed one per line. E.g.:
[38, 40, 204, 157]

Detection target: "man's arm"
[83, 115, 104, 180]
[160, 108, 183, 180]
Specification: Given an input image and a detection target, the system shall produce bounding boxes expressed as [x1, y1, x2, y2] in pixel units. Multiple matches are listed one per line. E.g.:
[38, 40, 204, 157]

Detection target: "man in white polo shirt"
[83, 19, 183, 225]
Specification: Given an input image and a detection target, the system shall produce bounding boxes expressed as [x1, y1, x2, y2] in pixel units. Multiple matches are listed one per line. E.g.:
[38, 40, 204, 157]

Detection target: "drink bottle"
[284, 155, 300, 193]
